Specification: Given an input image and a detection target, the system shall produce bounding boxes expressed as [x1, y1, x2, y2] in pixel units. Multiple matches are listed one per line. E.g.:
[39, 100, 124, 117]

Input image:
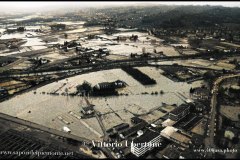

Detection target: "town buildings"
[50, 24, 66, 31]
[169, 104, 190, 121]
[131, 129, 162, 157]
[160, 126, 191, 148]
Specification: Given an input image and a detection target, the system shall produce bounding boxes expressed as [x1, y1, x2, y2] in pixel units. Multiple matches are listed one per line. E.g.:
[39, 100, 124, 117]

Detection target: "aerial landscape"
[0, 1, 240, 159]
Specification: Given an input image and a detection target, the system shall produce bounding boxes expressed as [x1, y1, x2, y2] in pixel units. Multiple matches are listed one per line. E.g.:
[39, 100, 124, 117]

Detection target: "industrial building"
[162, 147, 180, 159]
[119, 121, 148, 140]
[112, 123, 130, 133]
[93, 80, 126, 91]
[160, 126, 191, 148]
[191, 87, 210, 100]
[161, 118, 176, 127]
[169, 104, 190, 121]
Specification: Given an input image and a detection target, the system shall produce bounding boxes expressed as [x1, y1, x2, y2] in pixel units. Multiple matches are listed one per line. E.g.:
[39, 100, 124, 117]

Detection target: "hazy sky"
[0, 1, 240, 13]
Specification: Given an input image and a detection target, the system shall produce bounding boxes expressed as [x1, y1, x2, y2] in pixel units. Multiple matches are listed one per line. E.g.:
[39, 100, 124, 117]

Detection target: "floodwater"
[0, 31, 47, 54]
[0, 28, 5, 33]
[65, 28, 87, 34]
[0, 67, 203, 140]
[0, 32, 30, 39]
[51, 21, 85, 25]
[8, 15, 41, 22]
[80, 31, 179, 56]
[170, 43, 189, 48]
[151, 59, 236, 70]
[116, 28, 138, 31]
[22, 37, 46, 47]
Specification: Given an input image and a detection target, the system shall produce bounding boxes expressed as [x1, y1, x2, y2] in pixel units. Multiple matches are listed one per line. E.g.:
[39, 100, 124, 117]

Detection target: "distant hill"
[141, 5, 240, 28]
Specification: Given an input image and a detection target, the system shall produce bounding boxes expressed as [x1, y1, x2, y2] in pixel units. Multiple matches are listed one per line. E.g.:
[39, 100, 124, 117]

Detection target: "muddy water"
[0, 67, 202, 116]
[0, 67, 203, 140]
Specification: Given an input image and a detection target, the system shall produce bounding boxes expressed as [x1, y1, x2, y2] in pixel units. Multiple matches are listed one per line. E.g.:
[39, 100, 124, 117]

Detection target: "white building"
[131, 129, 162, 157]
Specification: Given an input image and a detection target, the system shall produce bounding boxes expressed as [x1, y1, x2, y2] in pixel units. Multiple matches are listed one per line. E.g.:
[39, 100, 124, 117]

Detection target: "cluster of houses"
[58, 41, 81, 52]
[151, 26, 240, 43]
[50, 24, 66, 31]
[116, 34, 138, 42]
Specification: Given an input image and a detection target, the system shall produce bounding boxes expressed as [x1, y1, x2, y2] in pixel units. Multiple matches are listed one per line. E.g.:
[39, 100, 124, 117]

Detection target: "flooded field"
[80, 31, 180, 56]
[0, 17, 228, 143]
[0, 21, 86, 52]
[170, 43, 189, 48]
[53, 21, 85, 25]
[65, 28, 87, 34]
[0, 4, 239, 159]
[0, 66, 203, 140]
[0, 31, 48, 56]
[1, 21, 181, 61]
[151, 59, 236, 70]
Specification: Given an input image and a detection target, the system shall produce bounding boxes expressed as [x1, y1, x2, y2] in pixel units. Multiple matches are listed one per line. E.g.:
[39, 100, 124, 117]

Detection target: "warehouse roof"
[170, 104, 190, 115]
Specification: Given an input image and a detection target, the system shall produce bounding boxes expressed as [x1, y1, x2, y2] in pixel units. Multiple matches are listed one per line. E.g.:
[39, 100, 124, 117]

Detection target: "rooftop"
[131, 117, 144, 124]
[162, 118, 176, 127]
[193, 87, 210, 95]
[120, 121, 148, 138]
[113, 123, 129, 131]
[160, 126, 191, 146]
[170, 104, 190, 115]
[133, 129, 160, 144]
[163, 147, 180, 159]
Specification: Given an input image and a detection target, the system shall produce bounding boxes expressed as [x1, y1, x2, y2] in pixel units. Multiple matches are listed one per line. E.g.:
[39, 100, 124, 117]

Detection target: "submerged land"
[0, 3, 240, 159]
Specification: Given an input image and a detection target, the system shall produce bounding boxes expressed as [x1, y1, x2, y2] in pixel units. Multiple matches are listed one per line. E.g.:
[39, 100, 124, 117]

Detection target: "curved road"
[205, 74, 240, 158]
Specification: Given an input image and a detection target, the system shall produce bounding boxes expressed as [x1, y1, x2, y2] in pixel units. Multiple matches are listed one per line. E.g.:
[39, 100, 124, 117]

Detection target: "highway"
[0, 55, 227, 79]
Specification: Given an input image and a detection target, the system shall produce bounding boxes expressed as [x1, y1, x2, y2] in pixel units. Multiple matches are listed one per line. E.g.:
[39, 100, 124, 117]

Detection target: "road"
[205, 74, 240, 158]
[3, 49, 238, 75]
[0, 57, 226, 79]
